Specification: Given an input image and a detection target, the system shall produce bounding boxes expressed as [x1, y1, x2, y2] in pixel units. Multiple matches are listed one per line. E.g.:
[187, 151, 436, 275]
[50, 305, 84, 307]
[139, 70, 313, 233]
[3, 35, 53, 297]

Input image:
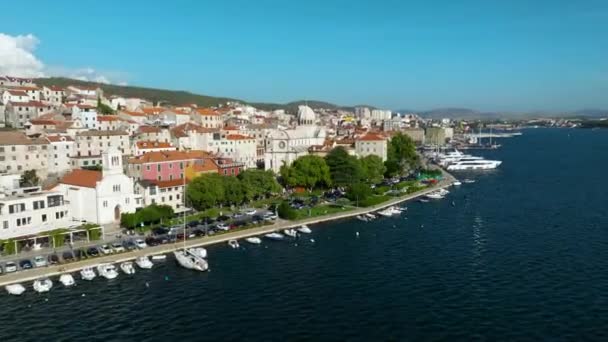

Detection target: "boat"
[97, 264, 119, 279]
[151, 254, 167, 261]
[59, 274, 76, 287]
[187, 247, 207, 259]
[418, 198, 430, 203]
[80, 267, 96, 281]
[356, 215, 369, 222]
[453, 180, 462, 186]
[297, 225, 312, 234]
[135, 256, 153, 269]
[5, 284, 26, 296]
[426, 192, 445, 199]
[228, 239, 240, 249]
[283, 229, 297, 238]
[364, 213, 376, 219]
[245, 237, 262, 244]
[377, 208, 394, 217]
[265, 232, 285, 241]
[33, 278, 53, 293]
[120, 262, 136, 275]
[463, 179, 475, 184]
[389, 206, 403, 215]
[174, 250, 208, 272]
[446, 159, 502, 171]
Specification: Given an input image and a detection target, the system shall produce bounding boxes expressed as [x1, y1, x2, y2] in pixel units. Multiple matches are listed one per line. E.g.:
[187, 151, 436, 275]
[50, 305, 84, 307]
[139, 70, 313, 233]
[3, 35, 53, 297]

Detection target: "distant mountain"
[568, 109, 608, 118]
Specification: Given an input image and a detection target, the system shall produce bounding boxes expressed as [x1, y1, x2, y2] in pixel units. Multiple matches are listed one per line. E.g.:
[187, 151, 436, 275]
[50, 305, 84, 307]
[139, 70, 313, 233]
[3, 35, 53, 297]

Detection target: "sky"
[1, 0, 607, 112]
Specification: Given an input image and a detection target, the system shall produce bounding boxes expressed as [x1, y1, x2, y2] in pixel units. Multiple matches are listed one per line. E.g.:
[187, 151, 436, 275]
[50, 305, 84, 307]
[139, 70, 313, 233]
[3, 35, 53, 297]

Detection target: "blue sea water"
[1, 128, 608, 341]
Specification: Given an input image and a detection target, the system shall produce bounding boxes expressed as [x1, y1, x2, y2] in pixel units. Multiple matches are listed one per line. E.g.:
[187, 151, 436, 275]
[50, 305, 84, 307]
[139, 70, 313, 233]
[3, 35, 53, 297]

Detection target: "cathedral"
[264, 105, 327, 173]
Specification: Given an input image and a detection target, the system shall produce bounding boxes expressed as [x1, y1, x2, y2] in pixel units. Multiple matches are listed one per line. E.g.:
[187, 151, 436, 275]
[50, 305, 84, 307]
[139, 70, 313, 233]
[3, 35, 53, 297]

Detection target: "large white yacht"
[447, 159, 502, 170]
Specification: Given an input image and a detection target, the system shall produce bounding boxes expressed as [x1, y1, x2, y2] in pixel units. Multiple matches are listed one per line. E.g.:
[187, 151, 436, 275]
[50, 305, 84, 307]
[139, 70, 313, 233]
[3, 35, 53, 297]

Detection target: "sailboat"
[174, 176, 208, 272]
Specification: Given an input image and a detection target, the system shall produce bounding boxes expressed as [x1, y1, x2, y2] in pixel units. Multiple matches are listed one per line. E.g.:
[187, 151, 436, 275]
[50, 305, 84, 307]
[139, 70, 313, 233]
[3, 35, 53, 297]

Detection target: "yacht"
[265, 232, 285, 241]
[418, 198, 430, 203]
[356, 215, 369, 222]
[120, 262, 136, 275]
[389, 206, 403, 215]
[297, 225, 312, 234]
[228, 239, 240, 249]
[447, 159, 502, 171]
[283, 229, 297, 238]
[80, 267, 96, 281]
[174, 250, 208, 272]
[426, 192, 445, 199]
[377, 208, 394, 217]
[59, 274, 76, 287]
[364, 213, 377, 219]
[187, 247, 207, 259]
[463, 179, 476, 184]
[33, 278, 53, 293]
[245, 237, 262, 244]
[97, 264, 119, 280]
[151, 254, 167, 261]
[5, 284, 26, 296]
[453, 180, 462, 186]
[135, 256, 153, 269]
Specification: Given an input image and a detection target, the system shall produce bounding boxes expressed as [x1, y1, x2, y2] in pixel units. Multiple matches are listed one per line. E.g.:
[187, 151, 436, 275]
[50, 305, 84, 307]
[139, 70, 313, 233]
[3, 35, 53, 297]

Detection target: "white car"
[263, 213, 277, 220]
[99, 244, 113, 255]
[243, 209, 257, 216]
[33, 256, 47, 267]
[216, 223, 229, 231]
[111, 243, 125, 253]
[4, 262, 17, 273]
[134, 239, 147, 249]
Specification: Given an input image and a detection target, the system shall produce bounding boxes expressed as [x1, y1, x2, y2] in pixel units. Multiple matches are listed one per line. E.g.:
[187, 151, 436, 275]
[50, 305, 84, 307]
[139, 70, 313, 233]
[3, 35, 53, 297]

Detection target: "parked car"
[99, 244, 112, 255]
[152, 227, 169, 236]
[217, 215, 231, 222]
[48, 254, 60, 265]
[187, 220, 200, 228]
[124, 240, 137, 251]
[111, 243, 125, 253]
[134, 239, 147, 249]
[62, 251, 74, 262]
[145, 237, 160, 247]
[87, 247, 100, 257]
[243, 208, 257, 216]
[4, 262, 17, 273]
[216, 223, 229, 231]
[263, 212, 277, 220]
[19, 259, 33, 270]
[33, 255, 47, 267]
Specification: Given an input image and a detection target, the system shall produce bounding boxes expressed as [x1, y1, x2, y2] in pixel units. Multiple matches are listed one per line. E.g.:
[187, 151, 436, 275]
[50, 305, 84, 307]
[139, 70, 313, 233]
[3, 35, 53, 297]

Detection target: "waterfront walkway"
[0, 174, 455, 288]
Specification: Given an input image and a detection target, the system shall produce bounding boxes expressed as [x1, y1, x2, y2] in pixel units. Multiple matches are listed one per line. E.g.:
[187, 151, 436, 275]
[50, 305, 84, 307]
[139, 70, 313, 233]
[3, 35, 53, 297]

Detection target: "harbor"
[0, 172, 457, 290]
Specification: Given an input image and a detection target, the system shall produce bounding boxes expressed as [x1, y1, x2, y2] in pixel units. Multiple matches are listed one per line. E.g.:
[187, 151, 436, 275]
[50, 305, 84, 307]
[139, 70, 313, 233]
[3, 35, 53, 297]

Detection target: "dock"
[0, 173, 456, 288]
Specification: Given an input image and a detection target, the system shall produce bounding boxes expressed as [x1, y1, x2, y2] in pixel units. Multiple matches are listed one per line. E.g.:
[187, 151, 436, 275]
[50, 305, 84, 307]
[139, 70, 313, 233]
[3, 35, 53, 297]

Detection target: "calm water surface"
[1, 128, 608, 341]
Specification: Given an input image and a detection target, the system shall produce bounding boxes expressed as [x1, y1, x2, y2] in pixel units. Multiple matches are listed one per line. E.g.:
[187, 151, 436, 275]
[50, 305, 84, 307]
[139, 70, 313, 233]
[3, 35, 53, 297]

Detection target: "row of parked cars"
[0, 238, 148, 275]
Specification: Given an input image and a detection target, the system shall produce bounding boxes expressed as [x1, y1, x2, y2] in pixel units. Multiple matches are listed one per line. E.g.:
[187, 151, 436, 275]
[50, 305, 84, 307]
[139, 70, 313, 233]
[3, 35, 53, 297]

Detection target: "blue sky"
[1, 0, 607, 111]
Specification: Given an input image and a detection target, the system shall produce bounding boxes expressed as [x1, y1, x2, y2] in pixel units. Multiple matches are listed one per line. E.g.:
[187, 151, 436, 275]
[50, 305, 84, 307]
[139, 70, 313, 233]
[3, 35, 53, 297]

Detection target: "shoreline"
[0, 171, 456, 288]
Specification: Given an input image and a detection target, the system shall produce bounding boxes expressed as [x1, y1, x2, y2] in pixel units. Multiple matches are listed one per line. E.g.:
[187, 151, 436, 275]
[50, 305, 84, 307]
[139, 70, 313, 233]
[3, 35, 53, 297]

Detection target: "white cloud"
[0, 32, 127, 84]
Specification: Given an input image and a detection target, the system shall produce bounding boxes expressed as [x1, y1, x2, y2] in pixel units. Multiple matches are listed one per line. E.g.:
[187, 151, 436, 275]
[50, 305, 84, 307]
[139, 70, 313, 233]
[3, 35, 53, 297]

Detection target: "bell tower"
[102, 147, 123, 177]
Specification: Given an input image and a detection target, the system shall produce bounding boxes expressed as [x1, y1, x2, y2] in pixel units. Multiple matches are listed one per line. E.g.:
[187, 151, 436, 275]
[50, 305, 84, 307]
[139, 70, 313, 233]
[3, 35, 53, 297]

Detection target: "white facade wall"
[355, 139, 388, 161]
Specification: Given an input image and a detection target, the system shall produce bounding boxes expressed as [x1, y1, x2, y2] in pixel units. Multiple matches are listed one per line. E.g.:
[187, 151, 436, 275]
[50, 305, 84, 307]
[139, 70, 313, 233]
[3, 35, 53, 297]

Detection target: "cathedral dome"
[297, 105, 316, 125]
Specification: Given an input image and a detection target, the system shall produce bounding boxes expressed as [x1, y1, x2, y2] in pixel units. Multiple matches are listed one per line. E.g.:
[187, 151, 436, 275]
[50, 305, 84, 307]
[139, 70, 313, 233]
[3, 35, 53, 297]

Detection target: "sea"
[1, 128, 608, 341]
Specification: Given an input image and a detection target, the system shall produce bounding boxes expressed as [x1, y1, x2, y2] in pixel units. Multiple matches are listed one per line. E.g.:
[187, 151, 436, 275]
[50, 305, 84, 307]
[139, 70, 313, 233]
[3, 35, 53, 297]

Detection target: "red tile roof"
[222, 125, 239, 131]
[59, 169, 102, 188]
[121, 110, 147, 117]
[226, 134, 253, 141]
[141, 107, 165, 115]
[97, 115, 121, 122]
[6, 90, 28, 96]
[138, 126, 162, 133]
[46, 135, 74, 142]
[357, 133, 385, 141]
[197, 108, 220, 116]
[9, 100, 47, 107]
[29, 119, 58, 125]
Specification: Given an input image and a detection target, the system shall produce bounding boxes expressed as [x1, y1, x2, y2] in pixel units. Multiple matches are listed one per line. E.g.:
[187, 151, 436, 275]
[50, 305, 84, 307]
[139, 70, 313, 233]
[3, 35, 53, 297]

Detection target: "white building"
[134, 141, 177, 156]
[220, 134, 257, 168]
[355, 107, 371, 119]
[41, 86, 65, 106]
[46, 135, 76, 176]
[355, 133, 388, 161]
[264, 105, 326, 173]
[371, 109, 392, 122]
[2, 89, 30, 104]
[52, 148, 140, 225]
[0, 132, 49, 178]
[70, 104, 98, 129]
[134, 179, 187, 213]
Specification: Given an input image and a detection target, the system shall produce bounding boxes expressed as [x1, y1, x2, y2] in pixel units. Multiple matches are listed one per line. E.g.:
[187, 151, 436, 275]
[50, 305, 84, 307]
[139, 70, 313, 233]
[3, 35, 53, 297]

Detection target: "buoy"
[356, 231, 360, 237]
[145, 282, 150, 288]
[310, 239, 315, 243]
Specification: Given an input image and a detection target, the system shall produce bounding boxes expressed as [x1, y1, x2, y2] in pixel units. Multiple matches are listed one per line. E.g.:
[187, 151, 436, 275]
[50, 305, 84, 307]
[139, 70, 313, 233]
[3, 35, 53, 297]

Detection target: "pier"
[0, 173, 456, 288]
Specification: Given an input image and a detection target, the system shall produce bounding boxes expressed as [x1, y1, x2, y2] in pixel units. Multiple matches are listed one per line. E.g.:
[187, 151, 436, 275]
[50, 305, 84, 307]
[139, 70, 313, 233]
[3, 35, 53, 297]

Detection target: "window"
[169, 195, 173, 201]
[180, 162, 184, 169]
[176, 194, 180, 200]
[146, 165, 151, 171]
[103, 201, 108, 208]
[3, 221, 7, 229]
[33, 200, 45, 210]
[169, 163, 173, 169]
[42, 214, 47, 222]
[157, 164, 161, 172]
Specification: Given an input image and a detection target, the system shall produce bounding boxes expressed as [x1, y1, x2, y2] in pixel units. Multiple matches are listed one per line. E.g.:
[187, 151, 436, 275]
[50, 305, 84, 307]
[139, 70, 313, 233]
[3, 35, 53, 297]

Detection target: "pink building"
[127, 150, 213, 182]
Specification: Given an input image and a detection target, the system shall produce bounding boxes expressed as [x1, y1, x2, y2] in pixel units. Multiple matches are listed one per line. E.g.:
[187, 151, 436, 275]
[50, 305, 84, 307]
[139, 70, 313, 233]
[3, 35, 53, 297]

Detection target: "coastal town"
[0, 75, 501, 293]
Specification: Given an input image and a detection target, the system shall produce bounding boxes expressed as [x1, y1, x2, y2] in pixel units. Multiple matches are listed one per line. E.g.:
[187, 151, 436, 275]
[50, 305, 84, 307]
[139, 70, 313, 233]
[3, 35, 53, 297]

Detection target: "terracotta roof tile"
[357, 133, 385, 141]
[46, 135, 74, 142]
[97, 115, 120, 122]
[226, 134, 253, 140]
[59, 169, 102, 188]
[196, 108, 220, 116]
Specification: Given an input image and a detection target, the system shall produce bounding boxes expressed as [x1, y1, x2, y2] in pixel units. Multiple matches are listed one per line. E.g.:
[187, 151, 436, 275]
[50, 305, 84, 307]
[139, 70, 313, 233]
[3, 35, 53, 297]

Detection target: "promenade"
[0, 173, 456, 288]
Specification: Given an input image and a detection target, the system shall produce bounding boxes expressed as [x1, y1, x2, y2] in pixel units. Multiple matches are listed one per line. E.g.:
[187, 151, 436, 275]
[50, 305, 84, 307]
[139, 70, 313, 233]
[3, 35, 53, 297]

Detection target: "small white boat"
[418, 198, 430, 203]
[59, 274, 76, 287]
[377, 208, 394, 217]
[356, 215, 369, 222]
[364, 213, 376, 219]
[389, 206, 403, 215]
[80, 267, 96, 281]
[5, 284, 26, 296]
[174, 250, 208, 272]
[97, 264, 119, 280]
[297, 225, 312, 234]
[463, 179, 475, 184]
[151, 254, 167, 261]
[135, 256, 153, 269]
[187, 247, 207, 259]
[245, 237, 262, 244]
[453, 181, 462, 186]
[120, 262, 136, 275]
[33, 278, 53, 293]
[426, 192, 445, 199]
[228, 239, 240, 248]
[283, 229, 297, 238]
[265, 232, 285, 241]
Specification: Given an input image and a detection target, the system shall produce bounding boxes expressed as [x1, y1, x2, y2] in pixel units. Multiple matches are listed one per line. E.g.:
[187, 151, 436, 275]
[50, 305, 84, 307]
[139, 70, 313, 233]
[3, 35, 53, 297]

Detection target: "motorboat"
[418, 198, 430, 203]
[283, 229, 297, 238]
[463, 179, 476, 184]
[151, 254, 167, 261]
[187, 247, 207, 259]
[453, 180, 462, 186]
[120, 262, 136, 275]
[33, 278, 53, 293]
[135, 256, 153, 269]
[389, 206, 403, 215]
[356, 215, 368, 222]
[97, 264, 119, 280]
[377, 208, 394, 217]
[228, 239, 240, 249]
[426, 192, 445, 199]
[297, 225, 312, 234]
[447, 159, 502, 171]
[80, 267, 96, 281]
[59, 274, 76, 287]
[174, 250, 208, 272]
[245, 237, 262, 244]
[265, 232, 285, 241]
[5, 284, 26, 296]
[364, 213, 377, 219]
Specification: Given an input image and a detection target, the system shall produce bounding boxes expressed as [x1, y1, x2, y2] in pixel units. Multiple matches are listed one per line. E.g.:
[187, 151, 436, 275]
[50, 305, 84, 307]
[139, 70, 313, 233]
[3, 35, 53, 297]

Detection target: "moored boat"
[135, 256, 153, 269]
[80, 267, 96, 281]
[453, 180, 462, 186]
[245, 237, 262, 244]
[59, 274, 76, 287]
[174, 250, 208, 272]
[463, 179, 475, 184]
[5, 284, 26, 296]
[151, 254, 167, 261]
[187, 247, 207, 259]
[120, 262, 136, 275]
[228, 239, 240, 249]
[364, 213, 376, 219]
[283, 229, 297, 237]
[297, 225, 312, 234]
[97, 264, 119, 279]
[265, 232, 285, 241]
[356, 215, 369, 222]
[33, 278, 53, 293]
[377, 208, 394, 217]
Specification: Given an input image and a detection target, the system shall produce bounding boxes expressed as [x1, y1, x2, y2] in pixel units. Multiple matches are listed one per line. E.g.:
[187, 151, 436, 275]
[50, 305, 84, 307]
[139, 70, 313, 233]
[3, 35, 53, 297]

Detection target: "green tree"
[238, 169, 281, 200]
[346, 182, 373, 204]
[19, 170, 40, 187]
[360, 155, 386, 184]
[325, 147, 364, 187]
[97, 97, 115, 115]
[120, 212, 140, 229]
[187, 173, 225, 210]
[222, 176, 244, 206]
[281, 155, 331, 190]
[385, 133, 419, 177]
[277, 201, 297, 220]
